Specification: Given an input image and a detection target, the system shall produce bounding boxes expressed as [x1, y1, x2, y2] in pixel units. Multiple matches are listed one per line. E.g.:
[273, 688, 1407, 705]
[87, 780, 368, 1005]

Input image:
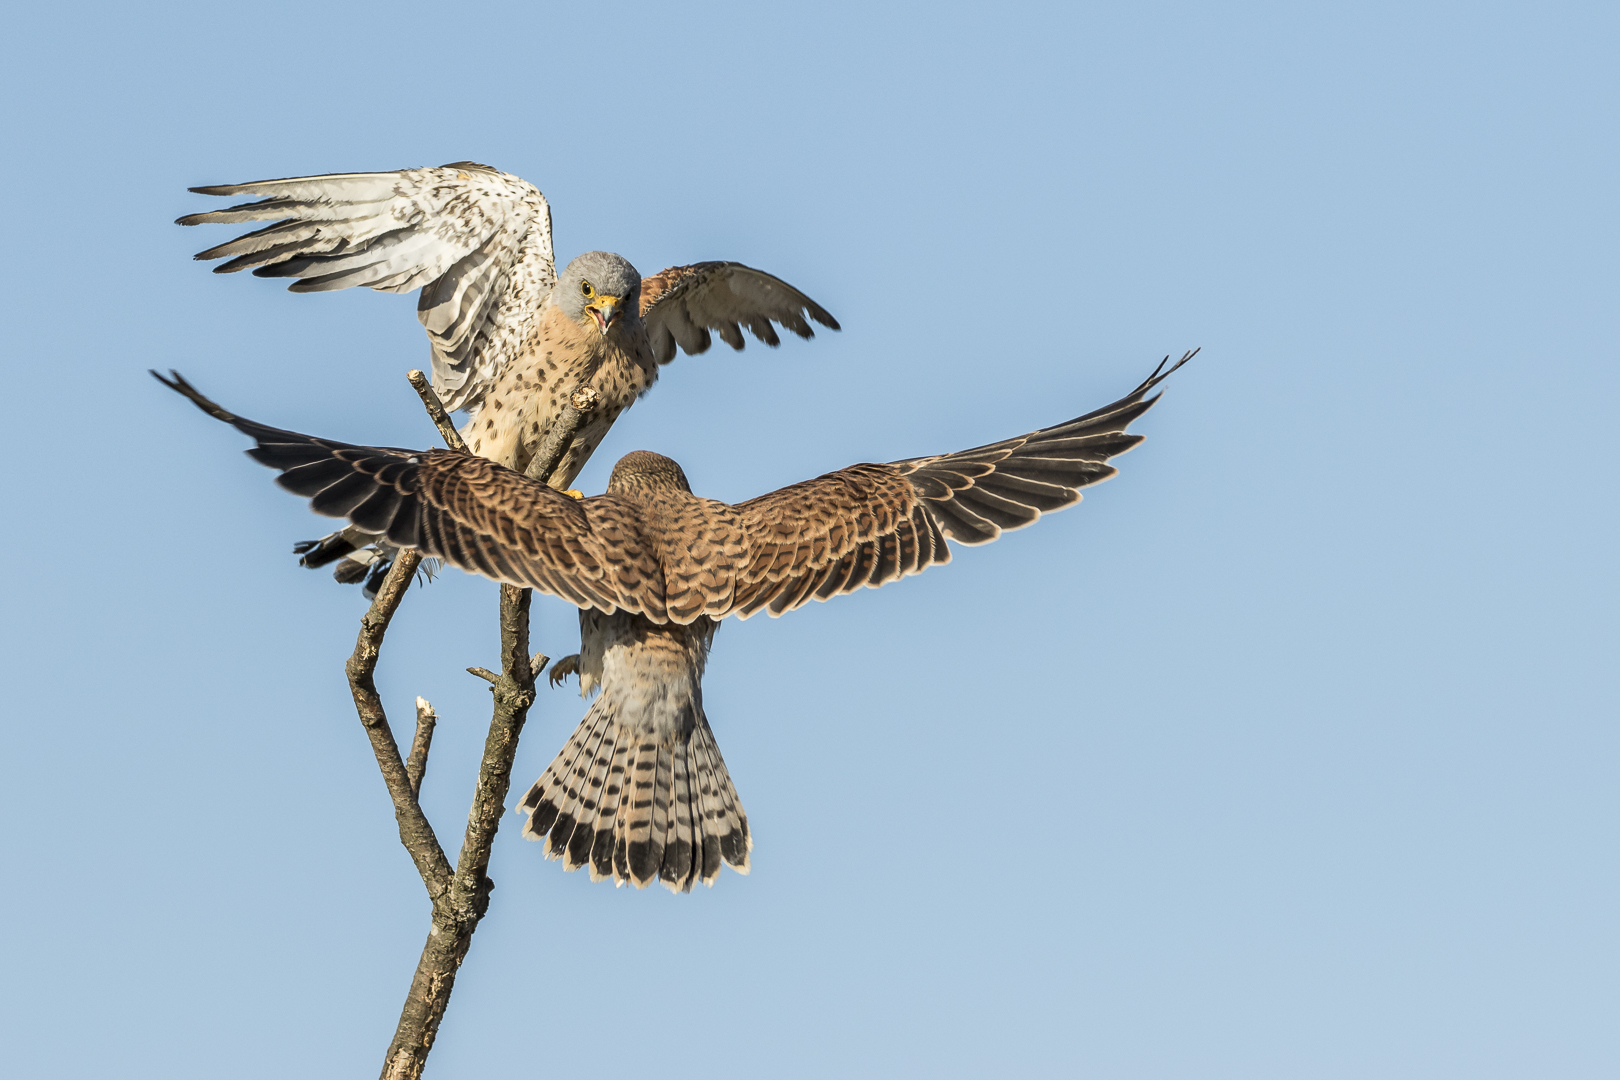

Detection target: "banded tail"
[517, 695, 750, 892]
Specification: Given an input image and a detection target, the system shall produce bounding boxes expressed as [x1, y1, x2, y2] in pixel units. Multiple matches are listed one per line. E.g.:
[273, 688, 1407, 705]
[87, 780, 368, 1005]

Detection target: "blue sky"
[2, 2, 1615, 1077]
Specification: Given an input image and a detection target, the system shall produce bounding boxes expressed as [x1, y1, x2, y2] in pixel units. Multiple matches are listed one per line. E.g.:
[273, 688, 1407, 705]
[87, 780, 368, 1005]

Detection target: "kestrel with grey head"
[179, 161, 839, 589]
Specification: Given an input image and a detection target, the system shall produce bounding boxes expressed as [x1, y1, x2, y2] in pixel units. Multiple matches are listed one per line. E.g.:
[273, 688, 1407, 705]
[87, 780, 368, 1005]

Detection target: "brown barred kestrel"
[154, 351, 1193, 892]
[178, 162, 838, 590]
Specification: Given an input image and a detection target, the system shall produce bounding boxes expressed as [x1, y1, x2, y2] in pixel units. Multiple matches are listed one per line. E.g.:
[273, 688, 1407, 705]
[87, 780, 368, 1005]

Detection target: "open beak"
[586, 296, 621, 335]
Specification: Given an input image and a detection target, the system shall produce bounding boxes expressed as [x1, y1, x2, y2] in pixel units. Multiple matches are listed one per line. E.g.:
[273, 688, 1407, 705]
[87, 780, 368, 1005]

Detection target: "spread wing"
[717, 351, 1196, 619]
[177, 162, 556, 414]
[155, 350, 1192, 623]
[638, 262, 840, 366]
[154, 371, 669, 618]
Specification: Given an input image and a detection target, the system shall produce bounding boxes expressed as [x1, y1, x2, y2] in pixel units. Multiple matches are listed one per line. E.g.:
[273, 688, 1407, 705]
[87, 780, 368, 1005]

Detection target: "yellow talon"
[562, 489, 585, 500]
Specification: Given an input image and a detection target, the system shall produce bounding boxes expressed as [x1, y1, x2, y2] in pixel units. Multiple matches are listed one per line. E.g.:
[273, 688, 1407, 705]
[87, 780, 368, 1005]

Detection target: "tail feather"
[647, 742, 675, 883]
[586, 734, 634, 882]
[517, 696, 749, 891]
[615, 738, 665, 887]
[547, 710, 615, 868]
[692, 729, 726, 883]
[518, 701, 605, 838]
[693, 725, 751, 874]
[659, 741, 697, 892]
[564, 719, 626, 873]
[696, 756, 723, 885]
[547, 712, 615, 874]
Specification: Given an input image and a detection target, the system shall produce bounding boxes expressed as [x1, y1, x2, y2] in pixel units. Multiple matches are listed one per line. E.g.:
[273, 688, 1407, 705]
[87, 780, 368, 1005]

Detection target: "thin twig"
[407, 370, 467, 453]
[344, 548, 452, 899]
[377, 383, 598, 1080]
[526, 385, 600, 483]
[406, 697, 438, 799]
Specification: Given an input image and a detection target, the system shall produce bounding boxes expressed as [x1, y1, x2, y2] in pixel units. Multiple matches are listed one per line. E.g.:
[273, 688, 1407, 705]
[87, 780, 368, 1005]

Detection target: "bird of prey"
[178, 162, 839, 591]
[154, 351, 1193, 892]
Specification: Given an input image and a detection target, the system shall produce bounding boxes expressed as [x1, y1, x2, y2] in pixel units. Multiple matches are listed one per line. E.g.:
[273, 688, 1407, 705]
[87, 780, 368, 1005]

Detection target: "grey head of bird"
[607, 450, 692, 497]
[555, 251, 641, 337]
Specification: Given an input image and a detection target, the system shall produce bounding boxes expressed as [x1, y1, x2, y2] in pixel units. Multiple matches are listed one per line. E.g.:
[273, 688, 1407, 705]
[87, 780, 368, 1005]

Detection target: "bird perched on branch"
[154, 350, 1194, 892]
[179, 161, 839, 592]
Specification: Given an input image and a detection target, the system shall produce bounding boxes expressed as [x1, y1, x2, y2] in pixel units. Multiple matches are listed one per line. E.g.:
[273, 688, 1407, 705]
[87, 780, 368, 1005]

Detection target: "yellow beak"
[585, 295, 622, 335]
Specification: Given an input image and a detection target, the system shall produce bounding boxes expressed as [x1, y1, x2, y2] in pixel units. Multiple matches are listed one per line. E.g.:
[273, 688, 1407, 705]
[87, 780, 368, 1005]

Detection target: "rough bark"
[355, 376, 598, 1080]
[345, 549, 453, 901]
[406, 370, 467, 453]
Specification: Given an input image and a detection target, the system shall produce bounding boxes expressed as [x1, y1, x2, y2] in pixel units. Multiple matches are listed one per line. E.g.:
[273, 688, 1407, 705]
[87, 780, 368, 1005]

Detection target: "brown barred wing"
[154, 371, 670, 619]
[714, 352, 1195, 619]
[639, 261, 839, 366]
[893, 352, 1194, 546]
[411, 457, 668, 618]
[723, 464, 949, 620]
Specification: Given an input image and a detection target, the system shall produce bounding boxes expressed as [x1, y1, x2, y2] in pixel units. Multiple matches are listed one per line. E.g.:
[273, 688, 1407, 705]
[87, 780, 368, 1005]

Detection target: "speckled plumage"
[156, 352, 1193, 890]
[179, 163, 556, 413]
[180, 162, 840, 586]
[461, 275, 655, 485]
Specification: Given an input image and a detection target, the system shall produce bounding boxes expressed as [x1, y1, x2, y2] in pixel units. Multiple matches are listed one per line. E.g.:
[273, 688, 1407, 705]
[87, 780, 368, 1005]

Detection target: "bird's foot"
[561, 489, 584, 500]
[548, 654, 580, 688]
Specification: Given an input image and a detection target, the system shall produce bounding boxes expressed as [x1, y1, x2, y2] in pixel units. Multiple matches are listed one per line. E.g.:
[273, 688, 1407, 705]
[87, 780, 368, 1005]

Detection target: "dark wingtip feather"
[151, 369, 242, 425]
[1132, 347, 1199, 399]
[886, 351, 1200, 555]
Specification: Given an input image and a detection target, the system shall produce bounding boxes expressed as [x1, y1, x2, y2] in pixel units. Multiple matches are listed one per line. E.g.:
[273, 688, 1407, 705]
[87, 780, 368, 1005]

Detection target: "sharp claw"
[547, 654, 580, 688]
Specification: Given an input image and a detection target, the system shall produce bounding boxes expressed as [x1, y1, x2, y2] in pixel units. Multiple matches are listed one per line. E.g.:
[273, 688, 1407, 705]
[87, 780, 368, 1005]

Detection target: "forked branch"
[349, 374, 598, 1080]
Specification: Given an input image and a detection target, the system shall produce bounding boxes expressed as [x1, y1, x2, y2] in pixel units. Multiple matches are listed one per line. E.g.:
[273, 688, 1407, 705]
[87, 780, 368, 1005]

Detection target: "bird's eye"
[580, 281, 594, 298]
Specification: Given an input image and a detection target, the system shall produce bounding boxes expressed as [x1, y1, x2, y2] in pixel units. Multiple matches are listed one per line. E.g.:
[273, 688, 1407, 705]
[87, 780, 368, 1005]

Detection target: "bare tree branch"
[406, 370, 467, 453]
[406, 698, 438, 799]
[529, 386, 600, 485]
[375, 377, 599, 1080]
[345, 548, 453, 901]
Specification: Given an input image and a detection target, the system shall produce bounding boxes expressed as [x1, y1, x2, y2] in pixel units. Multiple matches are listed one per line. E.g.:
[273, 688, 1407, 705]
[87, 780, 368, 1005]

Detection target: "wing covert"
[723, 464, 945, 620]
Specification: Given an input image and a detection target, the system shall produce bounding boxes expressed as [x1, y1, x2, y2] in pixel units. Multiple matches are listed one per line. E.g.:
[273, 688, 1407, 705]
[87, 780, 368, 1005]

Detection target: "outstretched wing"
[177, 163, 556, 413]
[717, 351, 1196, 619]
[154, 371, 670, 618]
[156, 351, 1192, 623]
[639, 262, 840, 366]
